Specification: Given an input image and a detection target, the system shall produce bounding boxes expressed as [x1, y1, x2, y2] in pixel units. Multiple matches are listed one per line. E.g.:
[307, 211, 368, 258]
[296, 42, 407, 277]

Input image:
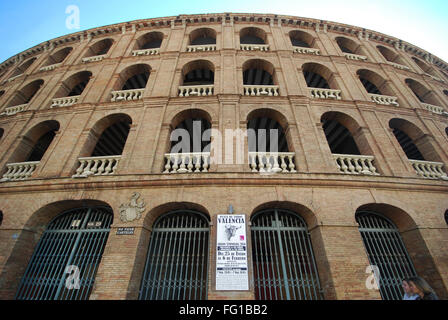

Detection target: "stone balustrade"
[40, 63, 61, 72]
[72, 155, 121, 178]
[386, 61, 410, 70]
[51, 95, 81, 108]
[111, 88, 145, 102]
[292, 46, 320, 55]
[422, 103, 445, 115]
[0, 161, 40, 182]
[243, 85, 279, 96]
[178, 85, 214, 97]
[7, 74, 23, 83]
[409, 160, 448, 180]
[0, 104, 28, 116]
[309, 88, 342, 100]
[132, 48, 160, 56]
[344, 53, 368, 61]
[82, 55, 106, 63]
[369, 93, 399, 106]
[249, 152, 296, 173]
[186, 44, 217, 52]
[333, 154, 379, 175]
[425, 73, 444, 82]
[240, 44, 269, 51]
[163, 152, 210, 173]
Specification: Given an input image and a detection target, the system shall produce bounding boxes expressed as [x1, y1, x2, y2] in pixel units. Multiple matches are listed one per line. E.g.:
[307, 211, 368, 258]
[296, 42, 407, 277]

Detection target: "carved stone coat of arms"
[119, 192, 146, 222]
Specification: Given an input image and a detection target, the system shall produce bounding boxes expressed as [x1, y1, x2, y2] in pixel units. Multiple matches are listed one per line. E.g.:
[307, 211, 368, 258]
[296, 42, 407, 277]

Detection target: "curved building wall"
[0, 13, 447, 300]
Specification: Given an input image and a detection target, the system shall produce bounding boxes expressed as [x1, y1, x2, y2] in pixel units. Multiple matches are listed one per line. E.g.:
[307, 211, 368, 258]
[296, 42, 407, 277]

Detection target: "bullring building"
[0, 13, 447, 300]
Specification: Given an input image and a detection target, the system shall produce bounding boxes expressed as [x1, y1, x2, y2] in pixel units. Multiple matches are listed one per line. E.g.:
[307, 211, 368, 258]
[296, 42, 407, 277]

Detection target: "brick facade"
[0, 13, 447, 300]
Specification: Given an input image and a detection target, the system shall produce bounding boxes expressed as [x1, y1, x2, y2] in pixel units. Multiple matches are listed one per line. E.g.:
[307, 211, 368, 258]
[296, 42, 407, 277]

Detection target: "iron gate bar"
[15, 206, 112, 300]
[369, 214, 413, 299]
[251, 208, 322, 300]
[360, 216, 398, 300]
[139, 210, 210, 300]
[357, 210, 417, 300]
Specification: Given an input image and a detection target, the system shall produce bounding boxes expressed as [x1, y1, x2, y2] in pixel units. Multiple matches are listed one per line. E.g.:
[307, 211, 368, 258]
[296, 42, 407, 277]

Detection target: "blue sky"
[1, 0, 447, 63]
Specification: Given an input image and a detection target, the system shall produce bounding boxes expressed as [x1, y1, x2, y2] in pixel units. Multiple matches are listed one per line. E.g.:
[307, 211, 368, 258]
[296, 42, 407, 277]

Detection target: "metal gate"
[139, 210, 210, 300]
[251, 209, 322, 300]
[15, 206, 113, 300]
[356, 210, 417, 300]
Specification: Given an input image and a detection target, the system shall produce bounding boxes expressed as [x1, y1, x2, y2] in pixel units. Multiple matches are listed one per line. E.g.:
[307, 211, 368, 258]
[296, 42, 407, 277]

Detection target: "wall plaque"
[116, 227, 135, 235]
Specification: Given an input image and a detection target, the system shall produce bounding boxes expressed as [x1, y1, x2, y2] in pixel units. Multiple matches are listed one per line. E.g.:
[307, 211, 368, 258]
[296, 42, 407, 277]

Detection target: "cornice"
[1, 13, 447, 73]
[0, 173, 447, 195]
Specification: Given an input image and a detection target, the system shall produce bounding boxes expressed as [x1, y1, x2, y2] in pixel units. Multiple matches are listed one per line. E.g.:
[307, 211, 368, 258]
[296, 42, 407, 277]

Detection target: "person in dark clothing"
[408, 276, 439, 300]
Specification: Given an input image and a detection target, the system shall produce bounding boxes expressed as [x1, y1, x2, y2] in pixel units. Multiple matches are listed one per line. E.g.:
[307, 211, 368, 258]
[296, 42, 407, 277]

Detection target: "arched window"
[357, 69, 399, 106]
[111, 64, 151, 101]
[405, 78, 441, 106]
[377, 45, 407, 66]
[0, 127, 4, 140]
[164, 109, 211, 173]
[336, 37, 367, 57]
[303, 63, 341, 100]
[182, 60, 214, 86]
[0, 90, 4, 98]
[9, 58, 36, 79]
[134, 32, 163, 50]
[240, 27, 266, 45]
[242, 59, 279, 96]
[289, 30, 314, 48]
[391, 128, 424, 161]
[356, 210, 417, 300]
[42, 47, 72, 67]
[251, 208, 322, 300]
[73, 114, 131, 178]
[91, 118, 131, 157]
[117, 64, 151, 90]
[139, 210, 210, 300]
[84, 38, 114, 58]
[189, 28, 216, 45]
[247, 109, 296, 173]
[243, 59, 274, 86]
[445, 210, 448, 225]
[7, 79, 44, 107]
[412, 57, 438, 77]
[443, 90, 448, 98]
[15, 206, 113, 300]
[7, 120, 59, 164]
[54, 71, 92, 98]
[303, 63, 330, 88]
[0, 210, 3, 226]
[322, 115, 360, 155]
[178, 60, 214, 97]
[321, 112, 379, 175]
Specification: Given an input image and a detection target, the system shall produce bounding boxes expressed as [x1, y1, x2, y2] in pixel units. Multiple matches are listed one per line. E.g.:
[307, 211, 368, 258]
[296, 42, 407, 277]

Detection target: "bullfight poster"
[216, 214, 249, 291]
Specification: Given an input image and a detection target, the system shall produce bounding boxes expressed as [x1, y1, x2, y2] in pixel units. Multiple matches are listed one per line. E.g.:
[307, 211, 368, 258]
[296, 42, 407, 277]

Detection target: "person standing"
[402, 278, 419, 300]
[408, 276, 439, 300]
